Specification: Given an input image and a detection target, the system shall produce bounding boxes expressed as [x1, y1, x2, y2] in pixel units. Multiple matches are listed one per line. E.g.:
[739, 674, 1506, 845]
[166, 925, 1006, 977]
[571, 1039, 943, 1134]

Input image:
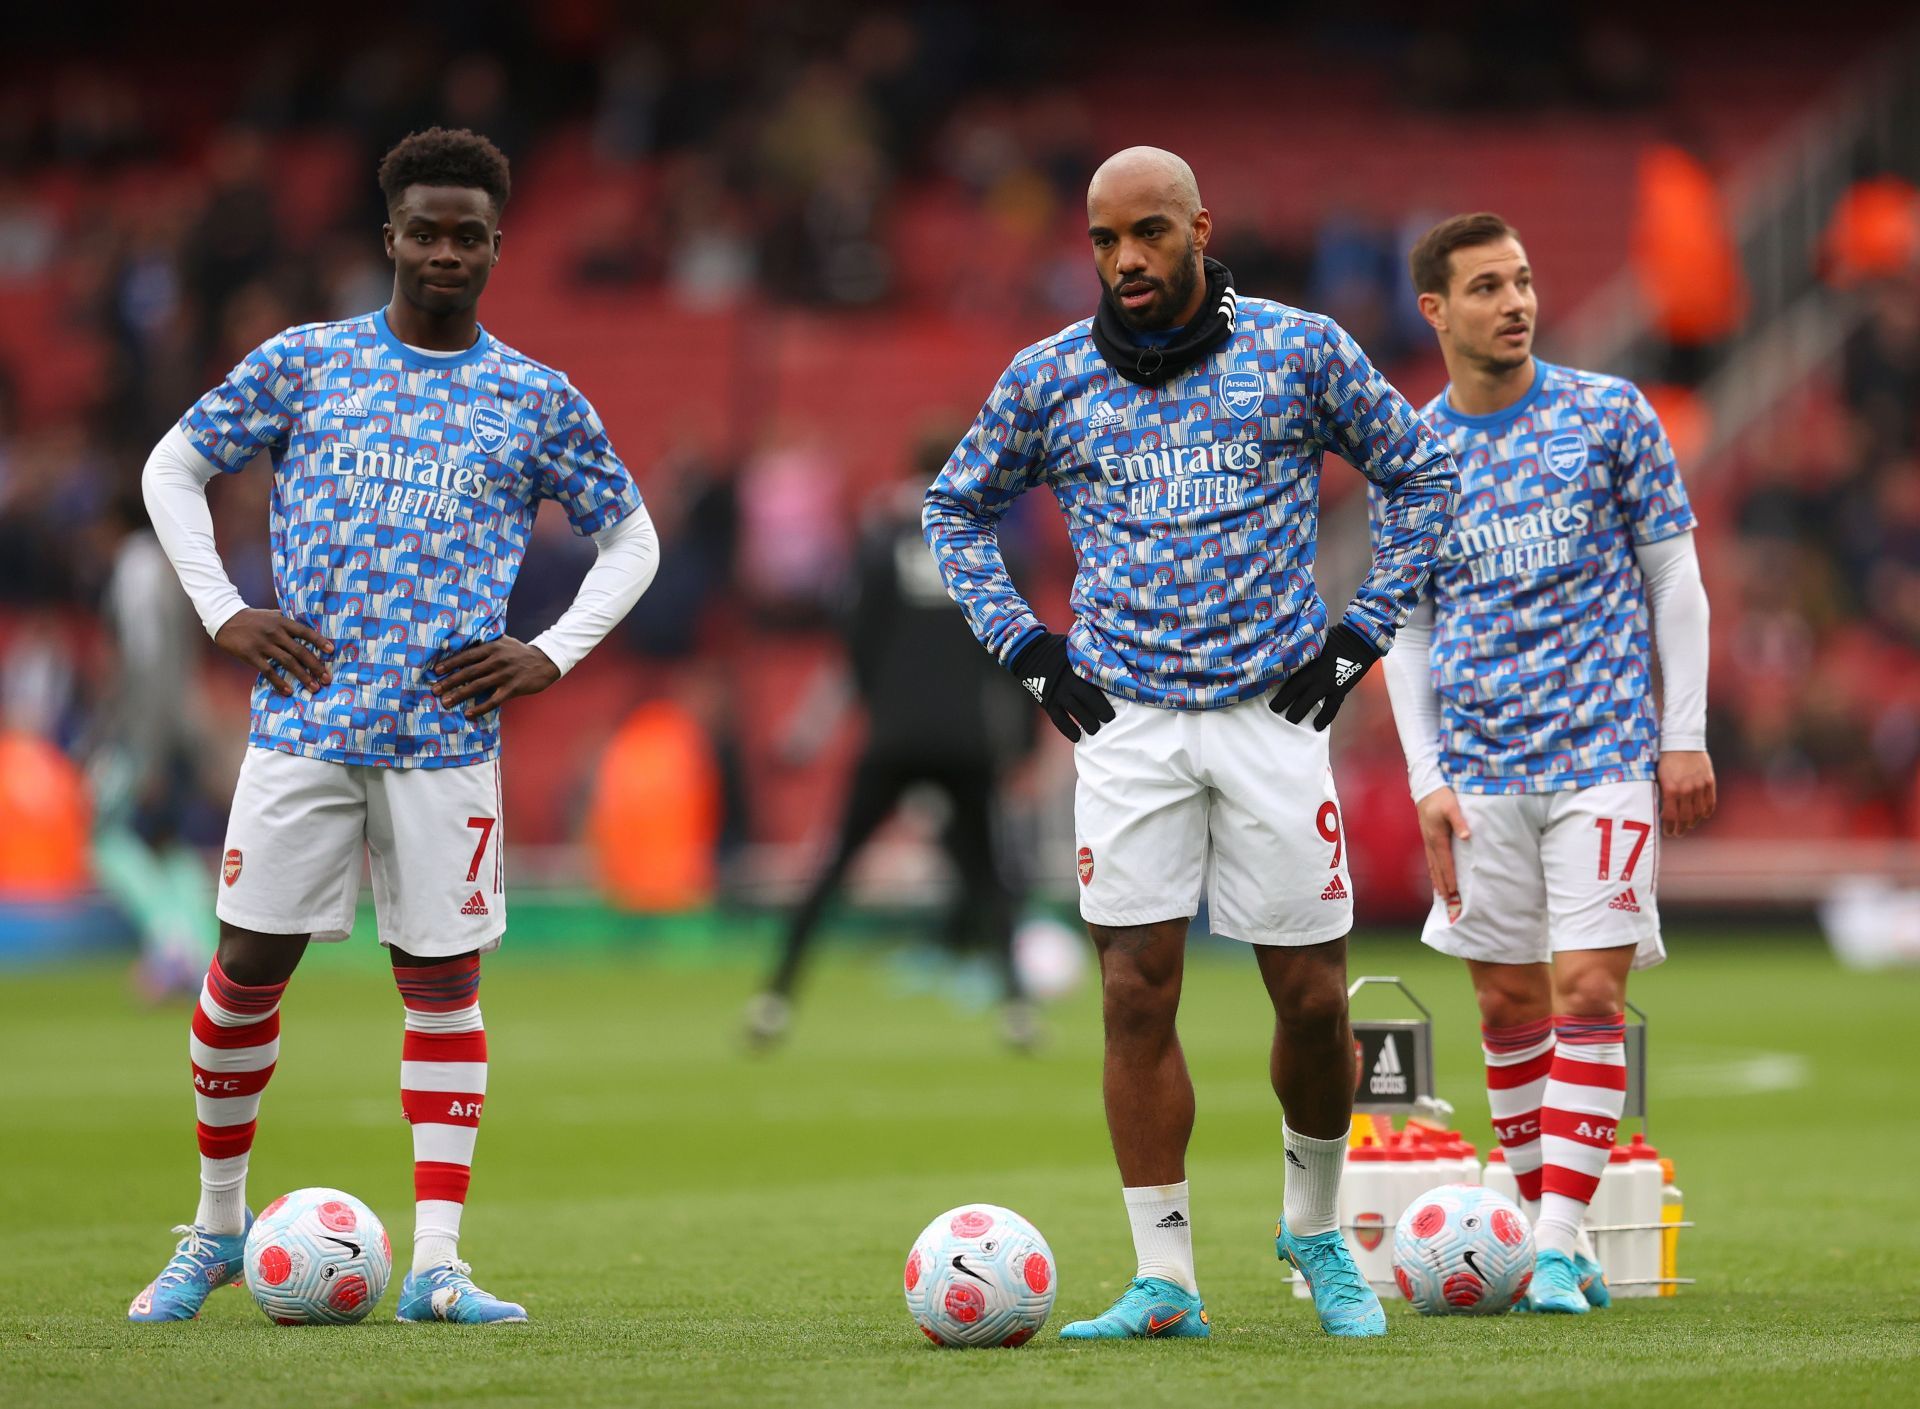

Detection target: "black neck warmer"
[1090, 256, 1238, 387]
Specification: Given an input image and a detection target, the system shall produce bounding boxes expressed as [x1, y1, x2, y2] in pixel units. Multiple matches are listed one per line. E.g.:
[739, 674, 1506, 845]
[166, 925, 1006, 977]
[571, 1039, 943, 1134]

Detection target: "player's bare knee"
[1555, 970, 1625, 1016]
[1474, 985, 1543, 1029]
[1100, 965, 1179, 1038]
[1097, 945, 1181, 1042]
[1272, 974, 1348, 1034]
[215, 924, 305, 987]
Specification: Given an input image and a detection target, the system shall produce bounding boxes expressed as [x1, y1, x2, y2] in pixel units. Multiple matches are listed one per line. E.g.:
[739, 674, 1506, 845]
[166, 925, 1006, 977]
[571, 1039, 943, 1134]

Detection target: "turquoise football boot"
[1059, 1275, 1210, 1340]
[396, 1261, 528, 1324]
[1527, 1248, 1590, 1313]
[1278, 1219, 1387, 1338]
[1573, 1250, 1611, 1308]
[128, 1210, 253, 1322]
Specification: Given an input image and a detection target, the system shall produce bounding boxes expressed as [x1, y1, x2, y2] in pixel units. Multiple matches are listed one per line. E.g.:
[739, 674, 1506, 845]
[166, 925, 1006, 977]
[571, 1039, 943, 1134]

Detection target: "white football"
[1391, 1183, 1535, 1315]
[903, 1203, 1056, 1347]
[243, 1187, 392, 1325]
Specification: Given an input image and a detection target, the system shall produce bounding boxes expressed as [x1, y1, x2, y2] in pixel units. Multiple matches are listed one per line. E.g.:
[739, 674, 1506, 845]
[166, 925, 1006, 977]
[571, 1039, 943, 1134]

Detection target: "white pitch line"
[1661, 1050, 1811, 1097]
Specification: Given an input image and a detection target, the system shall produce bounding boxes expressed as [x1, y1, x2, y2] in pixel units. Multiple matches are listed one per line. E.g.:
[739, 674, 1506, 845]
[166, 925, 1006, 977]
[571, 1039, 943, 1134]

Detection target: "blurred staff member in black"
[746, 429, 1039, 1050]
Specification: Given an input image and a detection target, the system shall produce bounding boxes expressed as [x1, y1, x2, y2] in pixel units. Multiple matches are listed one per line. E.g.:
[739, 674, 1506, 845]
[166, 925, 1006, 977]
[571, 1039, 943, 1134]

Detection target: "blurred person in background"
[745, 426, 1039, 1051]
[1386, 213, 1715, 1313]
[1630, 128, 1746, 388]
[925, 147, 1455, 1343]
[85, 489, 220, 1001]
[126, 128, 660, 1327]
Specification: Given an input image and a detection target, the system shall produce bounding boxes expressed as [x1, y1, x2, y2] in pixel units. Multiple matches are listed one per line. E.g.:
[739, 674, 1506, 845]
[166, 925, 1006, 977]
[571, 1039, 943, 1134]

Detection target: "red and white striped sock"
[1536, 1012, 1627, 1256]
[191, 958, 287, 1235]
[1482, 1016, 1554, 1222]
[396, 954, 487, 1274]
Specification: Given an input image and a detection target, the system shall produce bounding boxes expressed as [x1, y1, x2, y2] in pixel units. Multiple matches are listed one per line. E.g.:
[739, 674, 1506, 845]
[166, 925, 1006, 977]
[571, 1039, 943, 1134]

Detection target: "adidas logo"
[1154, 1210, 1188, 1229]
[460, 890, 490, 916]
[1333, 656, 1362, 688]
[1023, 676, 1047, 703]
[336, 393, 370, 420]
[1369, 1036, 1409, 1096]
[1320, 875, 1347, 901]
[1285, 1149, 1306, 1170]
[1608, 889, 1641, 913]
[1087, 402, 1125, 432]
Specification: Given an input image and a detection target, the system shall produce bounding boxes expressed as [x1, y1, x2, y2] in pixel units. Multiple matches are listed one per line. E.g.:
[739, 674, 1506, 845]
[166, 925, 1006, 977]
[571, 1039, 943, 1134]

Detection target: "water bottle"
[1589, 1145, 1633, 1282]
[1482, 1146, 1520, 1207]
[1620, 1134, 1663, 1298]
[1659, 1156, 1684, 1298]
[1330, 1138, 1397, 1295]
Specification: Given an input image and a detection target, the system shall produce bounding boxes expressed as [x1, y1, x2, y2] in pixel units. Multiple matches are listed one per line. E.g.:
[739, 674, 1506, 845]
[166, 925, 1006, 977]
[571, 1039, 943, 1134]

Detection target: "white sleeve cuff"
[1634, 531, 1710, 751]
[528, 504, 660, 676]
[142, 426, 249, 638]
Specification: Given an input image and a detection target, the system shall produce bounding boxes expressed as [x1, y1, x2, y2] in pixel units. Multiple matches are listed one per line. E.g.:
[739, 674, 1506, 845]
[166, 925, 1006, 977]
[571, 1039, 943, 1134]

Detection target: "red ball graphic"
[949, 1210, 993, 1239]
[1492, 1208, 1526, 1246]
[944, 1283, 986, 1324]
[1024, 1254, 1051, 1294]
[1001, 1327, 1035, 1348]
[260, 1195, 289, 1220]
[904, 1249, 923, 1292]
[1443, 1272, 1484, 1309]
[381, 1228, 392, 1263]
[257, 1245, 292, 1286]
[318, 1200, 357, 1233]
[1411, 1204, 1447, 1239]
[1512, 1269, 1533, 1303]
[328, 1274, 369, 1313]
[1394, 1265, 1414, 1301]
[920, 1325, 945, 1347]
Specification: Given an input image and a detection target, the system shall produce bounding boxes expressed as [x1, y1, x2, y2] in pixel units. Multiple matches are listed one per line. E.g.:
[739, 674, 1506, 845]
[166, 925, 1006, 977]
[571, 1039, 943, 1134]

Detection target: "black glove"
[1269, 623, 1380, 731]
[1009, 632, 1115, 742]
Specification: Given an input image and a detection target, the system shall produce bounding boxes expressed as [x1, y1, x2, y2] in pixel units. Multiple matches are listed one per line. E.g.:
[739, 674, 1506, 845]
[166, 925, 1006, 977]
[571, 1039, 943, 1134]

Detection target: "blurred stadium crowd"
[0, 3, 1915, 925]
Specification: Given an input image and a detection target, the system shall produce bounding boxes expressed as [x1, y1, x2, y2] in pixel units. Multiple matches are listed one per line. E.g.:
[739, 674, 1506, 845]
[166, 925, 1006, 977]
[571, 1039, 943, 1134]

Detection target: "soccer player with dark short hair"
[128, 128, 660, 1324]
[1381, 212, 1715, 1312]
[925, 147, 1456, 1341]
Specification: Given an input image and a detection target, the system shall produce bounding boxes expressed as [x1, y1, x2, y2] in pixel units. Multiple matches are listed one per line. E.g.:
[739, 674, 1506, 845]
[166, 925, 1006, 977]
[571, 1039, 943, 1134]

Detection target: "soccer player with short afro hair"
[127, 124, 661, 1326]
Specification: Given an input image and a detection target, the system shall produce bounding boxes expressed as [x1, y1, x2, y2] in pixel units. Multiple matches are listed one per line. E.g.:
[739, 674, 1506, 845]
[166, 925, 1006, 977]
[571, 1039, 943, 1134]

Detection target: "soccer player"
[1382, 212, 1714, 1313]
[924, 147, 1456, 1341]
[745, 429, 1039, 1051]
[127, 128, 659, 1324]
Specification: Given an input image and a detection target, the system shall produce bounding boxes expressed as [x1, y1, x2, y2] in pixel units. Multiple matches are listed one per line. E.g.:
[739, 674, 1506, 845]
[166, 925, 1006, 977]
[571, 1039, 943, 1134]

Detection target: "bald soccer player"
[924, 148, 1457, 1340]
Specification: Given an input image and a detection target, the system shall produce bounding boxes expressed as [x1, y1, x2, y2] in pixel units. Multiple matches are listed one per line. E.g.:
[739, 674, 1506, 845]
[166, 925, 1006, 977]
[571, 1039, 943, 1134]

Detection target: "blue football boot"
[128, 1211, 253, 1322]
[1058, 1275, 1210, 1340]
[1573, 1250, 1611, 1308]
[1526, 1248, 1590, 1313]
[396, 1261, 528, 1324]
[1278, 1219, 1388, 1338]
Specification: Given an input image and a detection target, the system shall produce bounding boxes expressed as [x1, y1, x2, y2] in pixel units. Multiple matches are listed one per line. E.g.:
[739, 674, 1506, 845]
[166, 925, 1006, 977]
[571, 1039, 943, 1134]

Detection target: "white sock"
[1283, 1123, 1348, 1238]
[1522, 1196, 1542, 1227]
[412, 1201, 464, 1273]
[1535, 1194, 1584, 1257]
[1122, 1181, 1197, 1294]
[195, 1154, 248, 1235]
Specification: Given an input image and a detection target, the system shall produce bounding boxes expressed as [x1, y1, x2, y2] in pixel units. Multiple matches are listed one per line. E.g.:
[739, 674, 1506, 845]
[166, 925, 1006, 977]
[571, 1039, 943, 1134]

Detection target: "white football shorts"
[216, 745, 506, 957]
[1420, 779, 1664, 969]
[1072, 693, 1353, 946]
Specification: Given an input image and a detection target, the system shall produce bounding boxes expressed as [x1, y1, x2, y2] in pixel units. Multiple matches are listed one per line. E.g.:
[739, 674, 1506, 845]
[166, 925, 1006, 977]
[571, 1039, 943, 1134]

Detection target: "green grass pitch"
[3, 922, 1916, 1408]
